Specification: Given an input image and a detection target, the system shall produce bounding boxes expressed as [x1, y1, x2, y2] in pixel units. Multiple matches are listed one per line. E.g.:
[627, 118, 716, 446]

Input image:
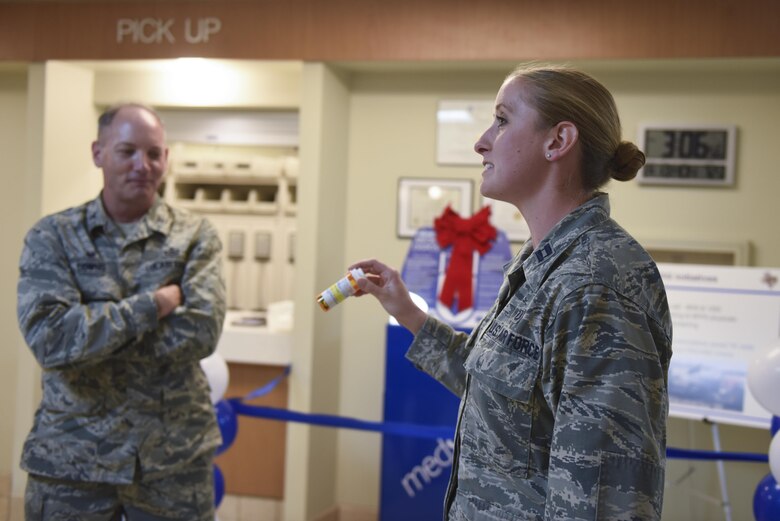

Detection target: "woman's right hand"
[349, 259, 427, 334]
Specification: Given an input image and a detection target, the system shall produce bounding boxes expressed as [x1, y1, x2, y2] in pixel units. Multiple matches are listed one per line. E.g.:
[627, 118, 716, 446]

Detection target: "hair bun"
[610, 141, 646, 182]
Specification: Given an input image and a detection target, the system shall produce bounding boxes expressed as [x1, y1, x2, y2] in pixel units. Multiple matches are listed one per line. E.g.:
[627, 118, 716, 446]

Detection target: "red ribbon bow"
[434, 205, 497, 312]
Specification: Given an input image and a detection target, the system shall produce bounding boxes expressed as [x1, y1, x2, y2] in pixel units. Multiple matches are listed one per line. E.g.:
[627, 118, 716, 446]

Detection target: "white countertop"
[216, 310, 293, 366]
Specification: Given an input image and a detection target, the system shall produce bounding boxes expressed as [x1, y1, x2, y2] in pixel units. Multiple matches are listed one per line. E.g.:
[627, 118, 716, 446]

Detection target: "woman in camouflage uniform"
[353, 65, 672, 521]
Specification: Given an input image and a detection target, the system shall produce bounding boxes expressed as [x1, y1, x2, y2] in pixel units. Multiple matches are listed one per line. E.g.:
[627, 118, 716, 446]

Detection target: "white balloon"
[200, 352, 230, 404]
[769, 431, 780, 483]
[771, 431, 780, 483]
[747, 344, 780, 416]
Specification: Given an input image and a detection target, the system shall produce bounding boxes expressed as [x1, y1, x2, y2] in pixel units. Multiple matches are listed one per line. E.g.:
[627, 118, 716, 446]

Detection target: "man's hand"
[154, 284, 182, 319]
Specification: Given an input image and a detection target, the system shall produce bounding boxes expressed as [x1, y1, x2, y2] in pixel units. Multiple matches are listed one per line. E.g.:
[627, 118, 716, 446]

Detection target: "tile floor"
[217, 495, 283, 521]
[0, 494, 281, 521]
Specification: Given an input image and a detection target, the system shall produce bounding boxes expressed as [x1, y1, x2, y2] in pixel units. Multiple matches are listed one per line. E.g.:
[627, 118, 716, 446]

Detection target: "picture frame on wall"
[481, 196, 531, 243]
[642, 240, 750, 266]
[397, 178, 473, 238]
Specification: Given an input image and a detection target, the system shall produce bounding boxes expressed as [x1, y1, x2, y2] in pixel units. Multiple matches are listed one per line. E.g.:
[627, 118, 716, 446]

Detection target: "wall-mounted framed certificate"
[637, 124, 737, 187]
[396, 178, 473, 238]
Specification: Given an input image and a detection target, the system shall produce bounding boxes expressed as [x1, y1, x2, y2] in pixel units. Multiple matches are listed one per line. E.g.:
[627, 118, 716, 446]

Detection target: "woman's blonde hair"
[507, 64, 645, 191]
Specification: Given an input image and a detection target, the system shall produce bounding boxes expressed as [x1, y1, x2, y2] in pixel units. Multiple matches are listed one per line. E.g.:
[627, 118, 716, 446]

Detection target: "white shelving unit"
[163, 142, 299, 313]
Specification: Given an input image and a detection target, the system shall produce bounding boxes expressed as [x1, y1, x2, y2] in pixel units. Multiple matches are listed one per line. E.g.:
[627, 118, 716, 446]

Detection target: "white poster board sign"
[659, 263, 780, 429]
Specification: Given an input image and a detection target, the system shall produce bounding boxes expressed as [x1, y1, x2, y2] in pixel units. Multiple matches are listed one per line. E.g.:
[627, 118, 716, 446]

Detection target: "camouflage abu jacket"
[406, 194, 672, 521]
[17, 195, 226, 484]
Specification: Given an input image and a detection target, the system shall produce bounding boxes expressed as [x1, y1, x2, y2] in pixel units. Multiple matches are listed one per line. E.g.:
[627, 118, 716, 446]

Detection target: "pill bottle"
[317, 268, 366, 311]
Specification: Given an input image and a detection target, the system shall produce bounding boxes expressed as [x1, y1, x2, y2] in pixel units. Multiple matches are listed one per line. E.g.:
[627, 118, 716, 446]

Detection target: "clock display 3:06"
[645, 130, 728, 160]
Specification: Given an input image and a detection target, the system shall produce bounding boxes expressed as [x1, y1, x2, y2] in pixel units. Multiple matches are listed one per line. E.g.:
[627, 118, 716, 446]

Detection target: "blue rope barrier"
[244, 365, 291, 400]
[232, 364, 453, 439]
[232, 363, 769, 462]
[667, 447, 768, 463]
[229, 399, 454, 440]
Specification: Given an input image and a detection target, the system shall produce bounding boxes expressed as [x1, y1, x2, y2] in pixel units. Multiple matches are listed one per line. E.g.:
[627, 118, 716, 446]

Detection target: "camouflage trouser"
[24, 453, 215, 521]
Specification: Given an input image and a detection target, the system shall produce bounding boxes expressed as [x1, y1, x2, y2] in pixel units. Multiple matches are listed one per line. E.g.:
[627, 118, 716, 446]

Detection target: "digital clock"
[637, 124, 737, 186]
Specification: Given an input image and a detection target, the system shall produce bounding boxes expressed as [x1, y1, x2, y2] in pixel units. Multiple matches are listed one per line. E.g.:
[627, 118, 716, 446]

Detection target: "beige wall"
[89, 59, 301, 110]
[2, 58, 779, 520]
[335, 60, 780, 518]
[335, 68, 507, 511]
[0, 68, 28, 483]
[284, 62, 352, 521]
[8, 60, 104, 499]
[38, 62, 103, 214]
[600, 60, 780, 266]
[601, 60, 780, 519]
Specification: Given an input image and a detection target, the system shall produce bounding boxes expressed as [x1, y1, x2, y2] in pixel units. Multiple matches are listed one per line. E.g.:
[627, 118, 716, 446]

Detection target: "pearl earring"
[546, 153, 552, 159]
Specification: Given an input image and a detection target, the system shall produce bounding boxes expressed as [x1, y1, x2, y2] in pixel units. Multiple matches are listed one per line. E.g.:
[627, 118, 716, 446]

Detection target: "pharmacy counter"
[215, 310, 293, 366]
[213, 309, 291, 498]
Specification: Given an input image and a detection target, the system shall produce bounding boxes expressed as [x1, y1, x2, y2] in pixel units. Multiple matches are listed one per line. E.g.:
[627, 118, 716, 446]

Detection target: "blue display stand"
[380, 324, 460, 521]
[380, 224, 510, 519]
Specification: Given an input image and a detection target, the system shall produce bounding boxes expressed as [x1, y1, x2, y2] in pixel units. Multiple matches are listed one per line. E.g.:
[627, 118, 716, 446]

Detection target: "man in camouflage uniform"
[406, 194, 672, 520]
[17, 103, 226, 520]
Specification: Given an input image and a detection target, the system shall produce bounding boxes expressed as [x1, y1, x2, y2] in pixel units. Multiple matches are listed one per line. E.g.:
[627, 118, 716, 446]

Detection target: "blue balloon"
[214, 399, 238, 456]
[771, 416, 780, 437]
[754, 473, 780, 521]
[213, 463, 225, 508]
